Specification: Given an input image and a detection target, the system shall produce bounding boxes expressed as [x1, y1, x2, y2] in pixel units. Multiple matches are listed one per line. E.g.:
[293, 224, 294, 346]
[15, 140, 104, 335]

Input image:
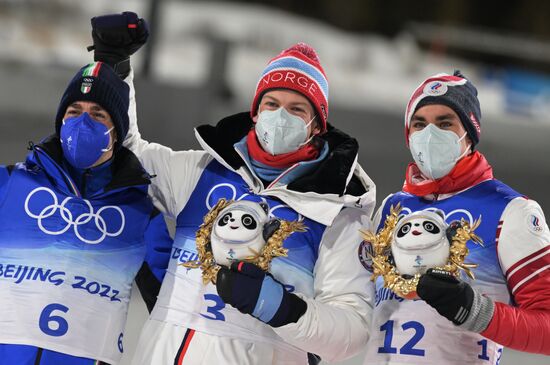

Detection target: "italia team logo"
[80, 62, 102, 94]
[423, 81, 448, 96]
[81, 77, 93, 94]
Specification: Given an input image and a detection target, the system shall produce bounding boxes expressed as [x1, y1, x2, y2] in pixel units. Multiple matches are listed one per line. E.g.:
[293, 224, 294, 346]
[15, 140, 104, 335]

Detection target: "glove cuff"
[459, 289, 494, 333]
[112, 58, 131, 79]
[268, 292, 307, 328]
[94, 52, 131, 79]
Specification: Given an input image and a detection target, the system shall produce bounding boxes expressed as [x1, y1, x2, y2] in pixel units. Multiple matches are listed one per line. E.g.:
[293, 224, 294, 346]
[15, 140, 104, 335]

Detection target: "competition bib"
[363, 181, 521, 364]
[0, 171, 151, 364]
[151, 160, 324, 354]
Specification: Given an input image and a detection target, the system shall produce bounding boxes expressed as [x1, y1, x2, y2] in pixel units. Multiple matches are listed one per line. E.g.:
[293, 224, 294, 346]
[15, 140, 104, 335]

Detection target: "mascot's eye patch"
[241, 214, 257, 229]
[219, 212, 233, 226]
[423, 221, 440, 233]
[397, 223, 412, 238]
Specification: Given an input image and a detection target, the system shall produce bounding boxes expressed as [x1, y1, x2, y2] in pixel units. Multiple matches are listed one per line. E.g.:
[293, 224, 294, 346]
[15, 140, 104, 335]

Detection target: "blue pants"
[0, 344, 108, 365]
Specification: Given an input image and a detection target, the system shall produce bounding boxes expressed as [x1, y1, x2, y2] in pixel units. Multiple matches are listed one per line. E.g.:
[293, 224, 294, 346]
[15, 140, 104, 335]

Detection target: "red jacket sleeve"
[481, 269, 550, 354]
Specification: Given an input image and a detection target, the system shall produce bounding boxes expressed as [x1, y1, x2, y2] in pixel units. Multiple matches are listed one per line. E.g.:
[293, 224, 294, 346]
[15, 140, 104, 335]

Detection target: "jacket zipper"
[32, 144, 150, 200]
[33, 146, 81, 197]
[81, 168, 92, 198]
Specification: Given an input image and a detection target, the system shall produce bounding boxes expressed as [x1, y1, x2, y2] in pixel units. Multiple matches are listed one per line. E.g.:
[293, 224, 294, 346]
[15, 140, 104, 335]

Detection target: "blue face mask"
[60, 112, 114, 169]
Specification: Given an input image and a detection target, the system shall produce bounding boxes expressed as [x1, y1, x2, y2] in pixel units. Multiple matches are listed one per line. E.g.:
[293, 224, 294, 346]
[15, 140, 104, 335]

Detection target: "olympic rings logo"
[399, 207, 475, 226]
[24, 187, 125, 244]
[206, 183, 303, 221]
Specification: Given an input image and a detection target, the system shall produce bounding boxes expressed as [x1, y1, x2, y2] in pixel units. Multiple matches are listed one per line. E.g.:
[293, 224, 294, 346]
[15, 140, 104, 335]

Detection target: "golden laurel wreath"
[360, 203, 483, 298]
[183, 198, 306, 285]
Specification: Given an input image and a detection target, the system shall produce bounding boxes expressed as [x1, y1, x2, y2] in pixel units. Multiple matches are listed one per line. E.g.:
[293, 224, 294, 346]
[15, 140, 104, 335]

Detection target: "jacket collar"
[195, 112, 367, 197]
[26, 134, 150, 197]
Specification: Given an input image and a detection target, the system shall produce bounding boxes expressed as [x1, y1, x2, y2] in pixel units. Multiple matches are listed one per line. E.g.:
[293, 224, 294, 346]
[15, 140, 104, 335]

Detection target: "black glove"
[88, 11, 149, 78]
[216, 261, 307, 328]
[417, 268, 494, 332]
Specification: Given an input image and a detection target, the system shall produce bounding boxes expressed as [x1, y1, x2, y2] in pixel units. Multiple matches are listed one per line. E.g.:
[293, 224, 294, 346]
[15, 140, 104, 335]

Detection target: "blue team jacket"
[0, 136, 172, 365]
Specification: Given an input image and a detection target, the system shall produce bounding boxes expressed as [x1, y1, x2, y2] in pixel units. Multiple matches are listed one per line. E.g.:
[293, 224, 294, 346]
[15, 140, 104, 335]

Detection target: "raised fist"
[88, 11, 149, 78]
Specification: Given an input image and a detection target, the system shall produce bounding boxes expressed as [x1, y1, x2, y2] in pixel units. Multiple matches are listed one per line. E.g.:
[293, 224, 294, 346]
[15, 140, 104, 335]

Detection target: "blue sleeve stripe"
[252, 276, 283, 323]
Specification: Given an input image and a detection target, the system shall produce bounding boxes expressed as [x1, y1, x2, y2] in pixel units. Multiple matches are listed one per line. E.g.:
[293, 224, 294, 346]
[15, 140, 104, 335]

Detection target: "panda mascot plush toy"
[210, 200, 281, 267]
[187, 198, 305, 284]
[362, 205, 481, 299]
[391, 210, 450, 277]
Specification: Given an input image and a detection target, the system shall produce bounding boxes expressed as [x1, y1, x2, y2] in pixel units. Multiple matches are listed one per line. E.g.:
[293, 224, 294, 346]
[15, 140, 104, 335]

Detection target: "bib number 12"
[378, 320, 425, 357]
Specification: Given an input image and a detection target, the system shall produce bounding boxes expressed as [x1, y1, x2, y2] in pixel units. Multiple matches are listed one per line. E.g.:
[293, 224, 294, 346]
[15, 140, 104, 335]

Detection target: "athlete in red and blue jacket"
[364, 71, 550, 364]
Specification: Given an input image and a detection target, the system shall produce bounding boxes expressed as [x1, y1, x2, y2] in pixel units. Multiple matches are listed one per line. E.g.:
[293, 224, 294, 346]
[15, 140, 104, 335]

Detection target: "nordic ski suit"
[0, 136, 172, 365]
[365, 179, 550, 364]
[124, 72, 377, 364]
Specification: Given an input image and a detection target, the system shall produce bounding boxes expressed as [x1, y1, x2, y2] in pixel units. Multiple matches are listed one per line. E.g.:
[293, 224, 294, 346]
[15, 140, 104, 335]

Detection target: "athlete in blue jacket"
[0, 45, 172, 364]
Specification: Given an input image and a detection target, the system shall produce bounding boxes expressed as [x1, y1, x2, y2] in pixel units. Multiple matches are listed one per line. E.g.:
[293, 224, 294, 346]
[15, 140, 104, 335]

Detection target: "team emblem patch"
[358, 239, 375, 272]
[81, 77, 94, 94]
[526, 213, 545, 235]
[423, 81, 448, 96]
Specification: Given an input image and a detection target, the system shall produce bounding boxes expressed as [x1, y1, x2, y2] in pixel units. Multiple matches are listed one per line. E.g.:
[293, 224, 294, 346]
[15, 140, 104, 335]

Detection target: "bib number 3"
[39, 303, 69, 337]
[200, 294, 226, 321]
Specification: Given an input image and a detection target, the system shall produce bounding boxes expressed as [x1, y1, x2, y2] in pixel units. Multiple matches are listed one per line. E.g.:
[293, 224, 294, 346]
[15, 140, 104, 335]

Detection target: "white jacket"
[124, 71, 377, 362]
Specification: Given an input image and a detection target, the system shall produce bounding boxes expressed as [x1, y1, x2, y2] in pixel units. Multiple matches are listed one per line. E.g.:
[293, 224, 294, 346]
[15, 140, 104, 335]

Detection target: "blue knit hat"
[405, 70, 482, 147]
[55, 62, 130, 147]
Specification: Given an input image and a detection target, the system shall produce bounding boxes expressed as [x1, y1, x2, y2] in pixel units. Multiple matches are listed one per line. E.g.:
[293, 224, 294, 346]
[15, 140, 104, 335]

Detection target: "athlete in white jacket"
[90, 14, 377, 364]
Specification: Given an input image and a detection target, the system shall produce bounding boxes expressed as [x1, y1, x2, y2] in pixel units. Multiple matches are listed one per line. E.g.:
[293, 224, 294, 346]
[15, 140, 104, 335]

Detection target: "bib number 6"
[39, 303, 69, 337]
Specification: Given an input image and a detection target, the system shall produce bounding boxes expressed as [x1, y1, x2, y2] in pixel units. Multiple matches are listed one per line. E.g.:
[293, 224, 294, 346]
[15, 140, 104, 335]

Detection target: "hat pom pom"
[453, 69, 466, 79]
[283, 42, 320, 63]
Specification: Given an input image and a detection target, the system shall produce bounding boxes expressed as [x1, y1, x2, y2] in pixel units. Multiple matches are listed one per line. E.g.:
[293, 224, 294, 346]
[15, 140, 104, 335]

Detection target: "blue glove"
[88, 11, 149, 77]
[417, 268, 494, 332]
[216, 261, 307, 327]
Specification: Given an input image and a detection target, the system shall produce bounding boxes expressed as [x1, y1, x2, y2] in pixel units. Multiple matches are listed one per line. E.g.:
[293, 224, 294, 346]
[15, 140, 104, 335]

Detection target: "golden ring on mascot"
[183, 198, 306, 284]
[360, 204, 483, 299]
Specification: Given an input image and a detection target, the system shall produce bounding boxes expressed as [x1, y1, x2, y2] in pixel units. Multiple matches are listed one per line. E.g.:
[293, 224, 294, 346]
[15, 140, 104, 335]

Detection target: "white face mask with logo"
[255, 108, 315, 155]
[409, 124, 470, 180]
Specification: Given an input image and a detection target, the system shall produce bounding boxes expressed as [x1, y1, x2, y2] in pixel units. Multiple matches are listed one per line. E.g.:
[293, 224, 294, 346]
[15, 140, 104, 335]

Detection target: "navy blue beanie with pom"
[405, 70, 482, 147]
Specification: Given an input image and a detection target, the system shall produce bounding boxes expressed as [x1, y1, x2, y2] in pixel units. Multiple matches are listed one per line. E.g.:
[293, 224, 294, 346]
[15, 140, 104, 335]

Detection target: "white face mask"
[255, 108, 315, 155]
[409, 124, 470, 180]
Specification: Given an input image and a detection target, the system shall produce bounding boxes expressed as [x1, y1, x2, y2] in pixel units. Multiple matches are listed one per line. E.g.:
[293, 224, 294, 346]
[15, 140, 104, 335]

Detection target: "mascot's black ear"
[263, 219, 281, 242]
[433, 209, 446, 220]
[259, 202, 269, 215]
